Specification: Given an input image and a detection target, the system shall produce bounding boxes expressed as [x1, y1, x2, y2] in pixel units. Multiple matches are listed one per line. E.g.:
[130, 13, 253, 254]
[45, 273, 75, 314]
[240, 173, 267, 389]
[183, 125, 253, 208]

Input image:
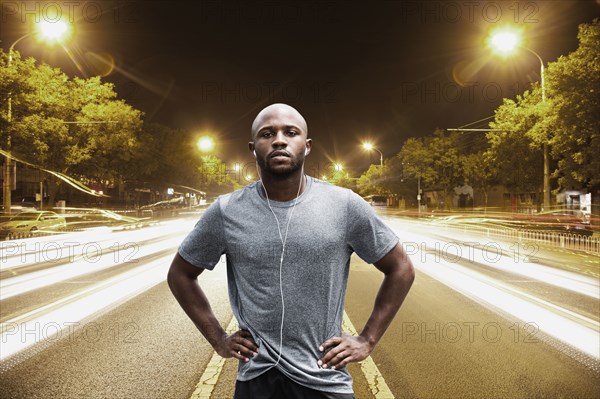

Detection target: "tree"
[487, 19, 600, 203]
[545, 20, 600, 192]
[395, 137, 434, 207]
[1, 51, 144, 205]
[461, 151, 496, 208]
[321, 163, 355, 189]
[397, 137, 435, 183]
[357, 163, 388, 196]
[427, 130, 464, 208]
[488, 89, 544, 197]
[197, 154, 240, 195]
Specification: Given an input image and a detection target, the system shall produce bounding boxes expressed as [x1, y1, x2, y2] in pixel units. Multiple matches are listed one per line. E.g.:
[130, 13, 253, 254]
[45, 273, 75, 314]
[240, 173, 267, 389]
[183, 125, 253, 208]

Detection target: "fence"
[441, 224, 600, 254]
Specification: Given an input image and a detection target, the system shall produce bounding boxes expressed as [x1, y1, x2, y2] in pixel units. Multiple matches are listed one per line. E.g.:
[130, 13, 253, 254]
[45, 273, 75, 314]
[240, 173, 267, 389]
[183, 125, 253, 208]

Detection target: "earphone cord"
[259, 169, 304, 368]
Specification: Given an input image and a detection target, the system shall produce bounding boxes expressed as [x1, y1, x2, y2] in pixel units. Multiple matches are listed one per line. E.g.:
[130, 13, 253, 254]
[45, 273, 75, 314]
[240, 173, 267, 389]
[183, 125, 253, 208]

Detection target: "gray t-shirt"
[178, 176, 398, 394]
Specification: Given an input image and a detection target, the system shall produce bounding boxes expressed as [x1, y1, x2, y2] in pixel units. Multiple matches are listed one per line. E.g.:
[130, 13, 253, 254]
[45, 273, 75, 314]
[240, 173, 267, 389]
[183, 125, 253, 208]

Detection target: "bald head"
[251, 103, 308, 140]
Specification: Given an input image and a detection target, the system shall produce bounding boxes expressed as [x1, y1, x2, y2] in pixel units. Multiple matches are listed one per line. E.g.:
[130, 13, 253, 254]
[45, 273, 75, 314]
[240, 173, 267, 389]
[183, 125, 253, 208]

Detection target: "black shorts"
[233, 367, 356, 399]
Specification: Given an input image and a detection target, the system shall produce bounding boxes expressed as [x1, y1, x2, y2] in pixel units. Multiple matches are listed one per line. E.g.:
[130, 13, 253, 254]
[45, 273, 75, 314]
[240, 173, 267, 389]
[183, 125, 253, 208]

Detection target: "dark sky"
[2, 0, 599, 174]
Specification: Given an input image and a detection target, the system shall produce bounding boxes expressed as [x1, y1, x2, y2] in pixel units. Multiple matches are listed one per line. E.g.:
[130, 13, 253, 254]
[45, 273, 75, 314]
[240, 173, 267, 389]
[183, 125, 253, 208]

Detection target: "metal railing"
[443, 224, 600, 254]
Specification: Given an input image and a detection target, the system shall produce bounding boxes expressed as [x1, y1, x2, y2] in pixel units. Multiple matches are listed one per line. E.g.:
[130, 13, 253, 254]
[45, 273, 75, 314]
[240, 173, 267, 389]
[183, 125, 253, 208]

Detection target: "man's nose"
[272, 131, 288, 147]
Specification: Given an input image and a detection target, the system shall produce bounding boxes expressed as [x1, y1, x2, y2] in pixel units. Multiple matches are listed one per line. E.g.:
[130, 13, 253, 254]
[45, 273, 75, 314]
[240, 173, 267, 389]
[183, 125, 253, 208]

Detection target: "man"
[168, 103, 415, 398]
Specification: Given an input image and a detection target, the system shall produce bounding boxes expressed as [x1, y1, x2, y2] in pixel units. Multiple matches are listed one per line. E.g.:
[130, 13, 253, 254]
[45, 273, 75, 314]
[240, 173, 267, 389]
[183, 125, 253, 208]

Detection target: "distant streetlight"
[488, 27, 549, 209]
[361, 142, 383, 168]
[334, 163, 343, 172]
[196, 137, 215, 153]
[2, 20, 72, 215]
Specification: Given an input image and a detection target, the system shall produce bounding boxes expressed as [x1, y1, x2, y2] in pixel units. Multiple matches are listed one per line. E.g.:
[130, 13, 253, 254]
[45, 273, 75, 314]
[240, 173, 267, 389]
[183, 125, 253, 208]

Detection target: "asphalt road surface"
[0, 211, 598, 398]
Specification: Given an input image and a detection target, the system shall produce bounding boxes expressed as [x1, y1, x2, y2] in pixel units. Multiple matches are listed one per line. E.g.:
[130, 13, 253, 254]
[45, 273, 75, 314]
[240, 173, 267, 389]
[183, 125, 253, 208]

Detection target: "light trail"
[0, 253, 173, 361]
[0, 235, 183, 300]
[386, 220, 600, 360]
[0, 217, 199, 361]
[0, 219, 191, 271]
[386, 220, 599, 299]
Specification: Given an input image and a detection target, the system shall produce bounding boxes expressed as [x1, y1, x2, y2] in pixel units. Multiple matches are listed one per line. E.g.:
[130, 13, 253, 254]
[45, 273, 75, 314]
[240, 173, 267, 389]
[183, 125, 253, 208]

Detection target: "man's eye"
[261, 131, 274, 137]
[286, 130, 298, 136]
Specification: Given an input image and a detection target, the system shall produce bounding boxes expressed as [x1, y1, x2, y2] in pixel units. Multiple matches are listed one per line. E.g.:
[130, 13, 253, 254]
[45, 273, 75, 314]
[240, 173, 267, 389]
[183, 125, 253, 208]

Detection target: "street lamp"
[196, 136, 215, 153]
[36, 21, 71, 44]
[2, 21, 72, 215]
[488, 27, 549, 209]
[361, 142, 383, 168]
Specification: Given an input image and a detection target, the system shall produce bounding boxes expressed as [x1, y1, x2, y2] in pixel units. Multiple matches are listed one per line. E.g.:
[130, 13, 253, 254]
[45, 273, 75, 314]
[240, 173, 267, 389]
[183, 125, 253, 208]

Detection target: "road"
[0, 211, 598, 398]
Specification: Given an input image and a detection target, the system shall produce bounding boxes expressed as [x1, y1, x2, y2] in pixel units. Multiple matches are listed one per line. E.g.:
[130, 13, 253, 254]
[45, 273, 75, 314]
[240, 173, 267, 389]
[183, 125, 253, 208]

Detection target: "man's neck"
[259, 171, 306, 202]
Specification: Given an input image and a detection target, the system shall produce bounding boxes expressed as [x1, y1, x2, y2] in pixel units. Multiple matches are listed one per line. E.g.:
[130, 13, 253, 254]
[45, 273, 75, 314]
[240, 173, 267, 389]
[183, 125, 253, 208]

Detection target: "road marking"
[190, 317, 238, 399]
[342, 311, 395, 399]
[190, 312, 395, 399]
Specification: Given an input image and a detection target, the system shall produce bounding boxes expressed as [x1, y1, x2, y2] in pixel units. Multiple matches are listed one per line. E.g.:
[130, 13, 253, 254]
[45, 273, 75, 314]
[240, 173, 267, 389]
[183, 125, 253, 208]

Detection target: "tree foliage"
[488, 89, 544, 194]
[1, 51, 143, 204]
[488, 19, 599, 193]
[356, 163, 388, 196]
[545, 19, 600, 190]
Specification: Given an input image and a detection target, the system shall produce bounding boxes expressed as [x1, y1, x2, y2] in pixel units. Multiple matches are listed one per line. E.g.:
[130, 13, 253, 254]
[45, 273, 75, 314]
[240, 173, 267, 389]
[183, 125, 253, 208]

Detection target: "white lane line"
[190, 312, 395, 399]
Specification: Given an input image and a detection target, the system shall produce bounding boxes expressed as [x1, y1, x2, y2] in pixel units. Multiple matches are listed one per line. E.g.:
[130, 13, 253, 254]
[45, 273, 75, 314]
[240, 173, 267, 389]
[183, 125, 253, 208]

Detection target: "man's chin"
[265, 162, 301, 176]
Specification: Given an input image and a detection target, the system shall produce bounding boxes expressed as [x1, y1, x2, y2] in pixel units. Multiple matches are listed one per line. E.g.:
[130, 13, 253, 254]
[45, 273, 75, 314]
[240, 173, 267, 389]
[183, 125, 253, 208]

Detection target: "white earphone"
[255, 159, 305, 369]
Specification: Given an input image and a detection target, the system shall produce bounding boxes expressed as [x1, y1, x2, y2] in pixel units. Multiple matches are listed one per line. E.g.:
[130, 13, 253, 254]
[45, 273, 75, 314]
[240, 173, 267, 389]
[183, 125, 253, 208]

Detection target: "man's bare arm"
[167, 253, 258, 362]
[318, 243, 415, 369]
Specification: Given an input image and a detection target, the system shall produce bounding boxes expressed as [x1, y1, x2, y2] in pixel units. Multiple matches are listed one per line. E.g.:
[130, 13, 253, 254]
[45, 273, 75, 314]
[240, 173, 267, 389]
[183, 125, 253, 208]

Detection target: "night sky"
[2, 0, 599, 174]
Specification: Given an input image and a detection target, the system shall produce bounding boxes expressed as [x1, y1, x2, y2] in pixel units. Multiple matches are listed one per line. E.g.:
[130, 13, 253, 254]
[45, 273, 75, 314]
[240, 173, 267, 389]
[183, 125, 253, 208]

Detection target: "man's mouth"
[269, 151, 290, 159]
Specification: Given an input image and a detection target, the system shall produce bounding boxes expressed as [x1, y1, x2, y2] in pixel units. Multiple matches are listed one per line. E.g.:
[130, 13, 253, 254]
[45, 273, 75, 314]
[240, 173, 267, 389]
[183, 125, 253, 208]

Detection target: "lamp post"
[417, 174, 422, 215]
[2, 21, 71, 215]
[402, 161, 422, 215]
[362, 142, 383, 168]
[488, 28, 550, 210]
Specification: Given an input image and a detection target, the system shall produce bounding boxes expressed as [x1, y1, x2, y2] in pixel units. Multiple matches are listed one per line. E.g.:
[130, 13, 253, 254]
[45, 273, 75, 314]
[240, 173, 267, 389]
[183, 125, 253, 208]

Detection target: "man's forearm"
[167, 269, 226, 349]
[360, 259, 415, 348]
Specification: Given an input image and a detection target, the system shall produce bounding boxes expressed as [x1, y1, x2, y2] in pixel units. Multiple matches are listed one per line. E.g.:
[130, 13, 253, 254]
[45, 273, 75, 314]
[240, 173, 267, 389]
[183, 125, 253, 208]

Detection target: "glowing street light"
[487, 27, 545, 101]
[196, 137, 215, 153]
[3, 20, 73, 215]
[36, 21, 71, 44]
[361, 142, 383, 168]
[334, 163, 343, 172]
[488, 29, 521, 56]
[487, 27, 549, 209]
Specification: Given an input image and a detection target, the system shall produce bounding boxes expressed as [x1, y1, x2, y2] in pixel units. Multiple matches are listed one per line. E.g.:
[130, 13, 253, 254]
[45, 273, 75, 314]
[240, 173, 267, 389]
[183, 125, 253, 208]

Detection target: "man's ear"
[304, 138, 312, 156]
[248, 142, 255, 153]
